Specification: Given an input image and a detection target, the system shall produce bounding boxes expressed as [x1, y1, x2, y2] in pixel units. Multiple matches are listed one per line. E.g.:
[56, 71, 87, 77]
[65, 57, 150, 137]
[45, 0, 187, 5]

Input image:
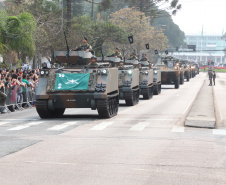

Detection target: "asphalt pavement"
[0, 72, 226, 185]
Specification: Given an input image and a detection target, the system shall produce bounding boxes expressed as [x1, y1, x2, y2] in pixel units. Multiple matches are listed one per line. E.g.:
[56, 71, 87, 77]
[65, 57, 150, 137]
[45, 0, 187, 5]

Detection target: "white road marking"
[48, 122, 78, 131]
[0, 122, 9, 126]
[0, 119, 40, 121]
[130, 122, 150, 131]
[212, 129, 226, 136]
[8, 122, 43, 131]
[171, 126, 184, 133]
[90, 122, 114, 130]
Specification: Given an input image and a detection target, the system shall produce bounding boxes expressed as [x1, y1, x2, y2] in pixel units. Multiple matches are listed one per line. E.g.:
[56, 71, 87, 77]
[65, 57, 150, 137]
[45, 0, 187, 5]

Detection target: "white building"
[176, 34, 226, 65]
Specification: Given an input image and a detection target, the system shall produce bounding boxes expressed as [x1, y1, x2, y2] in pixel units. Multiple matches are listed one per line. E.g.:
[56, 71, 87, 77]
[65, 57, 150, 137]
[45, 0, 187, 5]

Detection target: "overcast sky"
[172, 0, 226, 35]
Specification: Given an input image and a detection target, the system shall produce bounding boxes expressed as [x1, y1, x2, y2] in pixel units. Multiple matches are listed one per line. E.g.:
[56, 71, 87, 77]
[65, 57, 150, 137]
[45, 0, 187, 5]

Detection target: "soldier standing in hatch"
[213, 71, 216, 85]
[140, 54, 149, 62]
[72, 37, 93, 53]
[107, 48, 122, 59]
[87, 56, 98, 67]
[128, 53, 138, 60]
[209, 70, 213, 86]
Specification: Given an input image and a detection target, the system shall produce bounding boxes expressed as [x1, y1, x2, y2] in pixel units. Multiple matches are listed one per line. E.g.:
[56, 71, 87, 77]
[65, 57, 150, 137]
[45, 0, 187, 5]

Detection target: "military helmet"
[91, 55, 97, 60]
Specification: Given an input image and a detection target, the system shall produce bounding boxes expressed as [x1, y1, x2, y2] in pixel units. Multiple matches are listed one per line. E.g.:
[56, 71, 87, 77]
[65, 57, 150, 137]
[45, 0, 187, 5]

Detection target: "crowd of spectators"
[0, 68, 40, 113]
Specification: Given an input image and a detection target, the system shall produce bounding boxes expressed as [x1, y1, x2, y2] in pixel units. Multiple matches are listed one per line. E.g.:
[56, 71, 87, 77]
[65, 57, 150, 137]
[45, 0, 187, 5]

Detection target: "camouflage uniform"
[73, 44, 92, 51]
[140, 57, 148, 61]
[128, 55, 138, 60]
[108, 52, 122, 59]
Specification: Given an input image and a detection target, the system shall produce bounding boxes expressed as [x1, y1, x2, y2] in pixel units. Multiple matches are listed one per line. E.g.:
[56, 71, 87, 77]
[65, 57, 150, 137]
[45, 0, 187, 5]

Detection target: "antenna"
[63, 31, 70, 58]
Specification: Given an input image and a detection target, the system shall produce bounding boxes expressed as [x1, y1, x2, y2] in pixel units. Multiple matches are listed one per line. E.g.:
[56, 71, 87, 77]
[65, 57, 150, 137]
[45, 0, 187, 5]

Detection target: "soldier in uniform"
[140, 54, 149, 62]
[88, 56, 98, 67]
[128, 53, 138, 60]
[209, 70, 213, 86]
[107, 48, 122, 59]
[72, 37, 93, 53]
[213, 71, 216, 85]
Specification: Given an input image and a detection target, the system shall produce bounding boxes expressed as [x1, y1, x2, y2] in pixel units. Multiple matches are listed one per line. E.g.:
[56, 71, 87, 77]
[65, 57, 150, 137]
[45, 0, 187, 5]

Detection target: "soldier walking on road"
[209, 70, 213, 86]
[213, 71, 216, 85]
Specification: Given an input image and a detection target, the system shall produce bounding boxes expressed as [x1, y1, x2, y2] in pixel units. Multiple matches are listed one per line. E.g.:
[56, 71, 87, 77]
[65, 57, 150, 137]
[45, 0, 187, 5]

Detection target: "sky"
[172, 0, 226, 35]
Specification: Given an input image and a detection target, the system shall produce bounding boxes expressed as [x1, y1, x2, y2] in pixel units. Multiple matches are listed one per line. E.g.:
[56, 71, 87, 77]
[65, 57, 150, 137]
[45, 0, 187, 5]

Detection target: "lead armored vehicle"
[36, 51, 119, 118]
[157, 56, 181, 89]
[118, 59, 140, 106]
[139, 60, 154, 99]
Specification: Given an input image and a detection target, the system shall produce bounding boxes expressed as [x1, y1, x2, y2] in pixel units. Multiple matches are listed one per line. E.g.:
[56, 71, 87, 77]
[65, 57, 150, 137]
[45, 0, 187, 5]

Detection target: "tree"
[0, 9, 36, 66]
[152, 12, 186, 48]
[110, 8, 168, 57]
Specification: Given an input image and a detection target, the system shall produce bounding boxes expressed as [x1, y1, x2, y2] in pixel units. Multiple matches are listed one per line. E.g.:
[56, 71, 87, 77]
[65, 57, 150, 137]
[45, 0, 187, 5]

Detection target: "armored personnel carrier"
[118, 59, 140, 106]
[36, 51, 119, 119]
[139, 60, 154, 99]
[178, 59, 185, 85]
[157, 56, 181, 89]
[180, 60, 190, 82]
[189, 62, 196, 78]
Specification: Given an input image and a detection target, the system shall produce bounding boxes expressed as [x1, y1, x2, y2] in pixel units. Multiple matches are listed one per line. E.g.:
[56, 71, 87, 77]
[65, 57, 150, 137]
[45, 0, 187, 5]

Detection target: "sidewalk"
[185, 79, 215, 128]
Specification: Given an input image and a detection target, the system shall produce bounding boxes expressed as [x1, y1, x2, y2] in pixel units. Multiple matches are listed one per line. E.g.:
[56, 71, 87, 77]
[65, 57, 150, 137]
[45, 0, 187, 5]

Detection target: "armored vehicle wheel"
[36, 100, 65, 118]
[186, 75, 190, 81]
[154, 84, 161, 95]
[180, 75, 184, 85]
[125, 90, 139, 106]
[143, 87, 153, 100]
[158, 84, 161, 94]
[97, 96, 119, 118]
[175, 78, 180, 89]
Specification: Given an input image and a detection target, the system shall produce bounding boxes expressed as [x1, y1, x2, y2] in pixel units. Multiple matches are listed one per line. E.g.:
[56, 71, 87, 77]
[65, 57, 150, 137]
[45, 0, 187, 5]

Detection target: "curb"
[175, 77, 206, 127]
[212, 85, 223, 128]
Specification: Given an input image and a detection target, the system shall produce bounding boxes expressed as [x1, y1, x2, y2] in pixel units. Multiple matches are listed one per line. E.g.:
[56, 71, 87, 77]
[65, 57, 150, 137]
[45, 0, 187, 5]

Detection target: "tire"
[154, 84, 161, 95]
[187, 75, 190, 81]
[143, 87, 153, 99]
[180, 75, 184, 85]
[125, 90, 139, 106]
[97, 96, 119, 118]
[175, 77, 180, 89]
[36, 100, 65, 118]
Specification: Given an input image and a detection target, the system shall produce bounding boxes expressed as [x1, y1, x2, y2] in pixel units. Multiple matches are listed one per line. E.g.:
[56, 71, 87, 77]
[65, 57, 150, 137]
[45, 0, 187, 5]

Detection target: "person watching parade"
[72, 37, 93, 53]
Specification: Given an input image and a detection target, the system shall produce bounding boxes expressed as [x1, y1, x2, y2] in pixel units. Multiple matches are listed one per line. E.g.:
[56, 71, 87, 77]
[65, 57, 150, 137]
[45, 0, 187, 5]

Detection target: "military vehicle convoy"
[36, 51, 119, 119]
[118, 60, 140, 105]
[139, 60, 154, 99]
[157, 56, 181, 89]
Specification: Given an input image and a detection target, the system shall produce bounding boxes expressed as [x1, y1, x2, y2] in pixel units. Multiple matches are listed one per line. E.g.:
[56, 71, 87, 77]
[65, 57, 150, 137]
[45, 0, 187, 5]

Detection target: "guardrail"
[0, 84, 36, 114]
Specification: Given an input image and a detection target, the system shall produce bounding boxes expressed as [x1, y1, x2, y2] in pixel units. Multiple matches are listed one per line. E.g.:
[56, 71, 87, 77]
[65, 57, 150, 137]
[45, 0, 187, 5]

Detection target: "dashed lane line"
[0, 122, 9, 126]
[129, 122, 150, 131]
[8, 122, 43, 131]
[90, 122, 114, 131]
[171, 126, 185, 133]
[48, 122, 78, 131]
[212, 129, 226, 136]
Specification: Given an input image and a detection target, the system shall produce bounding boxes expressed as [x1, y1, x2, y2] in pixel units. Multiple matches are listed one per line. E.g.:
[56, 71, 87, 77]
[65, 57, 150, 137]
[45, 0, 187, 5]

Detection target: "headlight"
[174, 67, 178, 70]
[45, 70, 49, 75]
[102, 69, 107, 74]
[128, 70, 132, 74]
[97, 70, 101, 74]
[40, 71, 45, 75]
[145, 71, 149, 74]
[154, 70, 158, 74]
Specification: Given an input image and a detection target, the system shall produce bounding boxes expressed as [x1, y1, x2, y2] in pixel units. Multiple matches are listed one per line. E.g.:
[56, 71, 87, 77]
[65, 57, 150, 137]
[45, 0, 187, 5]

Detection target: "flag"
[54, 73, 90, 91]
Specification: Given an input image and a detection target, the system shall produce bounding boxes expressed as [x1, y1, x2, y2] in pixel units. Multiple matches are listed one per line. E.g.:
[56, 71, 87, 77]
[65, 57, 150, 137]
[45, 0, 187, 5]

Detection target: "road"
[0, 72, 226, 185]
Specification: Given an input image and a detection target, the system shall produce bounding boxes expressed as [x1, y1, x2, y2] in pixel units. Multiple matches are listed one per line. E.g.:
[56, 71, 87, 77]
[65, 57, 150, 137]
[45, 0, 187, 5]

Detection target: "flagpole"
[201, 25, 203, 63]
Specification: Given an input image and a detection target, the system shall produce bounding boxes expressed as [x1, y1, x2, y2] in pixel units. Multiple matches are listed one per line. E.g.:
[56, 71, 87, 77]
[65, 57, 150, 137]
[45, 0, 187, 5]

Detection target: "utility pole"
[91, 0, 94, 21]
